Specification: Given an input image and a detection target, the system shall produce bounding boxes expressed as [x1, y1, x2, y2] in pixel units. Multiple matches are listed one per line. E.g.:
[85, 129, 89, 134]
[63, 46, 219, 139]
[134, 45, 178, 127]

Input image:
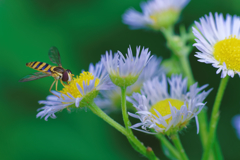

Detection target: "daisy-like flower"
[101, 46, 152, 87]
[123, 0, 190, 30]
[37, 62, 115, 121]
[95, 56, 165, 112]
[127, 74, 212, 135]
[193, 12, 240, 78]
[232, 115, 240, 139]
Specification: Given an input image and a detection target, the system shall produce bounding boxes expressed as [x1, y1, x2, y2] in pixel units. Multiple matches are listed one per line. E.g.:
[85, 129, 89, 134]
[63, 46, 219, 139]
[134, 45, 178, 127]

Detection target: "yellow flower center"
[61, 72, 99, 98]
[149, 98, 184, 128]
[149, 9, 179, 29]
[213, 36, 240, 72]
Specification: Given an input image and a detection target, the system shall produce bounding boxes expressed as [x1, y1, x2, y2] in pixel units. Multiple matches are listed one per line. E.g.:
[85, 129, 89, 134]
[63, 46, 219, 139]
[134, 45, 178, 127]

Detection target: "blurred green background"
[1, 0, 240, 159]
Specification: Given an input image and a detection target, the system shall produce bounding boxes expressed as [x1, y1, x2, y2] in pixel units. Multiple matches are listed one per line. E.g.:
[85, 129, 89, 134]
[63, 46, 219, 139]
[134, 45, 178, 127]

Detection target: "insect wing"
[19, 72, 51, 82]
[48, 46, 62, 67]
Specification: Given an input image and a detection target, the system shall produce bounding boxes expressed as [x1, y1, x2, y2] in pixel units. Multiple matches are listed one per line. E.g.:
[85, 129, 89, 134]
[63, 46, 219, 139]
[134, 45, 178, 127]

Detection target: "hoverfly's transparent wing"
[19, 72, 51, 82]
[48, 46, 62, 67]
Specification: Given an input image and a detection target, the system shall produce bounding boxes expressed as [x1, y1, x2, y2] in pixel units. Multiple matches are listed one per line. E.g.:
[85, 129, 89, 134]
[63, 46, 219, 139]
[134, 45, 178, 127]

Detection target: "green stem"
[89, 102, 158, 159]
[88, 102, 128, 136]
[120, 87, 159, 160]
[202, 76, 229, 160]
[214, 137, 224, 160]
[198, 109, 209, 147]
[171, 133, 189, 160]
[198, 109, 220, 160]
[121, 87, 133, 134]
[178, 56, 195, 87]
[120, 87, 142, 152]
[155, 134, 181, 160]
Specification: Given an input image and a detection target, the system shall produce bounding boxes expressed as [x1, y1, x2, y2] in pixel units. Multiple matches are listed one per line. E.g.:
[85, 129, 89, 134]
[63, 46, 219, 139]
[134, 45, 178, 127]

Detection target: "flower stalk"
[171, 133, 189, 160]
[155, 134, 181, 160]
[121, 87, 133, 134]
[178, 55, 195, 86]
[88, 102, 128, 136]
[89, 101, 159, 160]
[202, 76, 229, 160]
[120, 86, 159, 160]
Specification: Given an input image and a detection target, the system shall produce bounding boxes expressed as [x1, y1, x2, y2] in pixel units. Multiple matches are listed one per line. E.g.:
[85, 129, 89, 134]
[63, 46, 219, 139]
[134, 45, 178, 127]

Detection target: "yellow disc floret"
[61, 72, 99, 98]
[149, 98, 184, 128]
[214, 36, 240, 72]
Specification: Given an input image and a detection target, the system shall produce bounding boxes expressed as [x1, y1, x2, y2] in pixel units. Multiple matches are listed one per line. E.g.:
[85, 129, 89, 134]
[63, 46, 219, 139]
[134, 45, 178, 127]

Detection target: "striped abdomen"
[26, 61, 53, 73]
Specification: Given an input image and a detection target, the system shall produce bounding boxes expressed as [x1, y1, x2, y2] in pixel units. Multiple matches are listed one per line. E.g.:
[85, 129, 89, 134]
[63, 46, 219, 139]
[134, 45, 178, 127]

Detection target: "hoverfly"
[19, 46, 73, 96]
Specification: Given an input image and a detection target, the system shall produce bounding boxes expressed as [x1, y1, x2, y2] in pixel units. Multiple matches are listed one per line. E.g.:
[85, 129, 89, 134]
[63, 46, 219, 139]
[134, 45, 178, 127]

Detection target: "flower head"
[101, 46, 152, 87]
[95, 55, 165, 112]
[123, 0, 190, 30]
[37, 62, 115, 121]
[127, 74, 212, 135]
[193, 12, 240, 78]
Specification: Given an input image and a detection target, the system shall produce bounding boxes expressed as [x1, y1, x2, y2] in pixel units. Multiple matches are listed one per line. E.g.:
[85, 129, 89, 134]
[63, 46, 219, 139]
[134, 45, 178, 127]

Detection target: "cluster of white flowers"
[37, 44, 211, 136]
[37, 46, 154, 120]
[35, 0, 240, 141]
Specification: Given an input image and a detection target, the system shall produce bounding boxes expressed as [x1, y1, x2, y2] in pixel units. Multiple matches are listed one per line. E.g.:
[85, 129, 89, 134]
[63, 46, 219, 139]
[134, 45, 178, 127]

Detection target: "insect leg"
[55, 79, 58, 91]
[49, 79, 60, 98]
[61, 79, 73, 92]
[49, 79, 56, 92]
[60, 79, 66, 87]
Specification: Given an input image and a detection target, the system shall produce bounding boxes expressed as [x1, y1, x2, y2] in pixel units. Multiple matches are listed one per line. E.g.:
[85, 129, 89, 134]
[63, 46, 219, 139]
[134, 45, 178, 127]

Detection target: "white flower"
[123, 0, 190, 30]
[127, 74, 212, 135]
[101, 46, 152, 87]
[193, 12, 240, 78]
[37, 62, 115, 121]
[95, 55, 165, 111]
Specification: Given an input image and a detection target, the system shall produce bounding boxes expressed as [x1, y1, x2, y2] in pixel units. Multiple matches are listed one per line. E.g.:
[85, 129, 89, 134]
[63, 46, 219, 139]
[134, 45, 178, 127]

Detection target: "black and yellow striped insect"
[19, 46, 73, 96]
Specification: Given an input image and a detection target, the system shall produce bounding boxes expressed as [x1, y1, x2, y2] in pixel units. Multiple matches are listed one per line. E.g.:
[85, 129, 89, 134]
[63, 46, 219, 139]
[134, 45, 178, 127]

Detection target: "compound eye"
[62, 71, 69, 82]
